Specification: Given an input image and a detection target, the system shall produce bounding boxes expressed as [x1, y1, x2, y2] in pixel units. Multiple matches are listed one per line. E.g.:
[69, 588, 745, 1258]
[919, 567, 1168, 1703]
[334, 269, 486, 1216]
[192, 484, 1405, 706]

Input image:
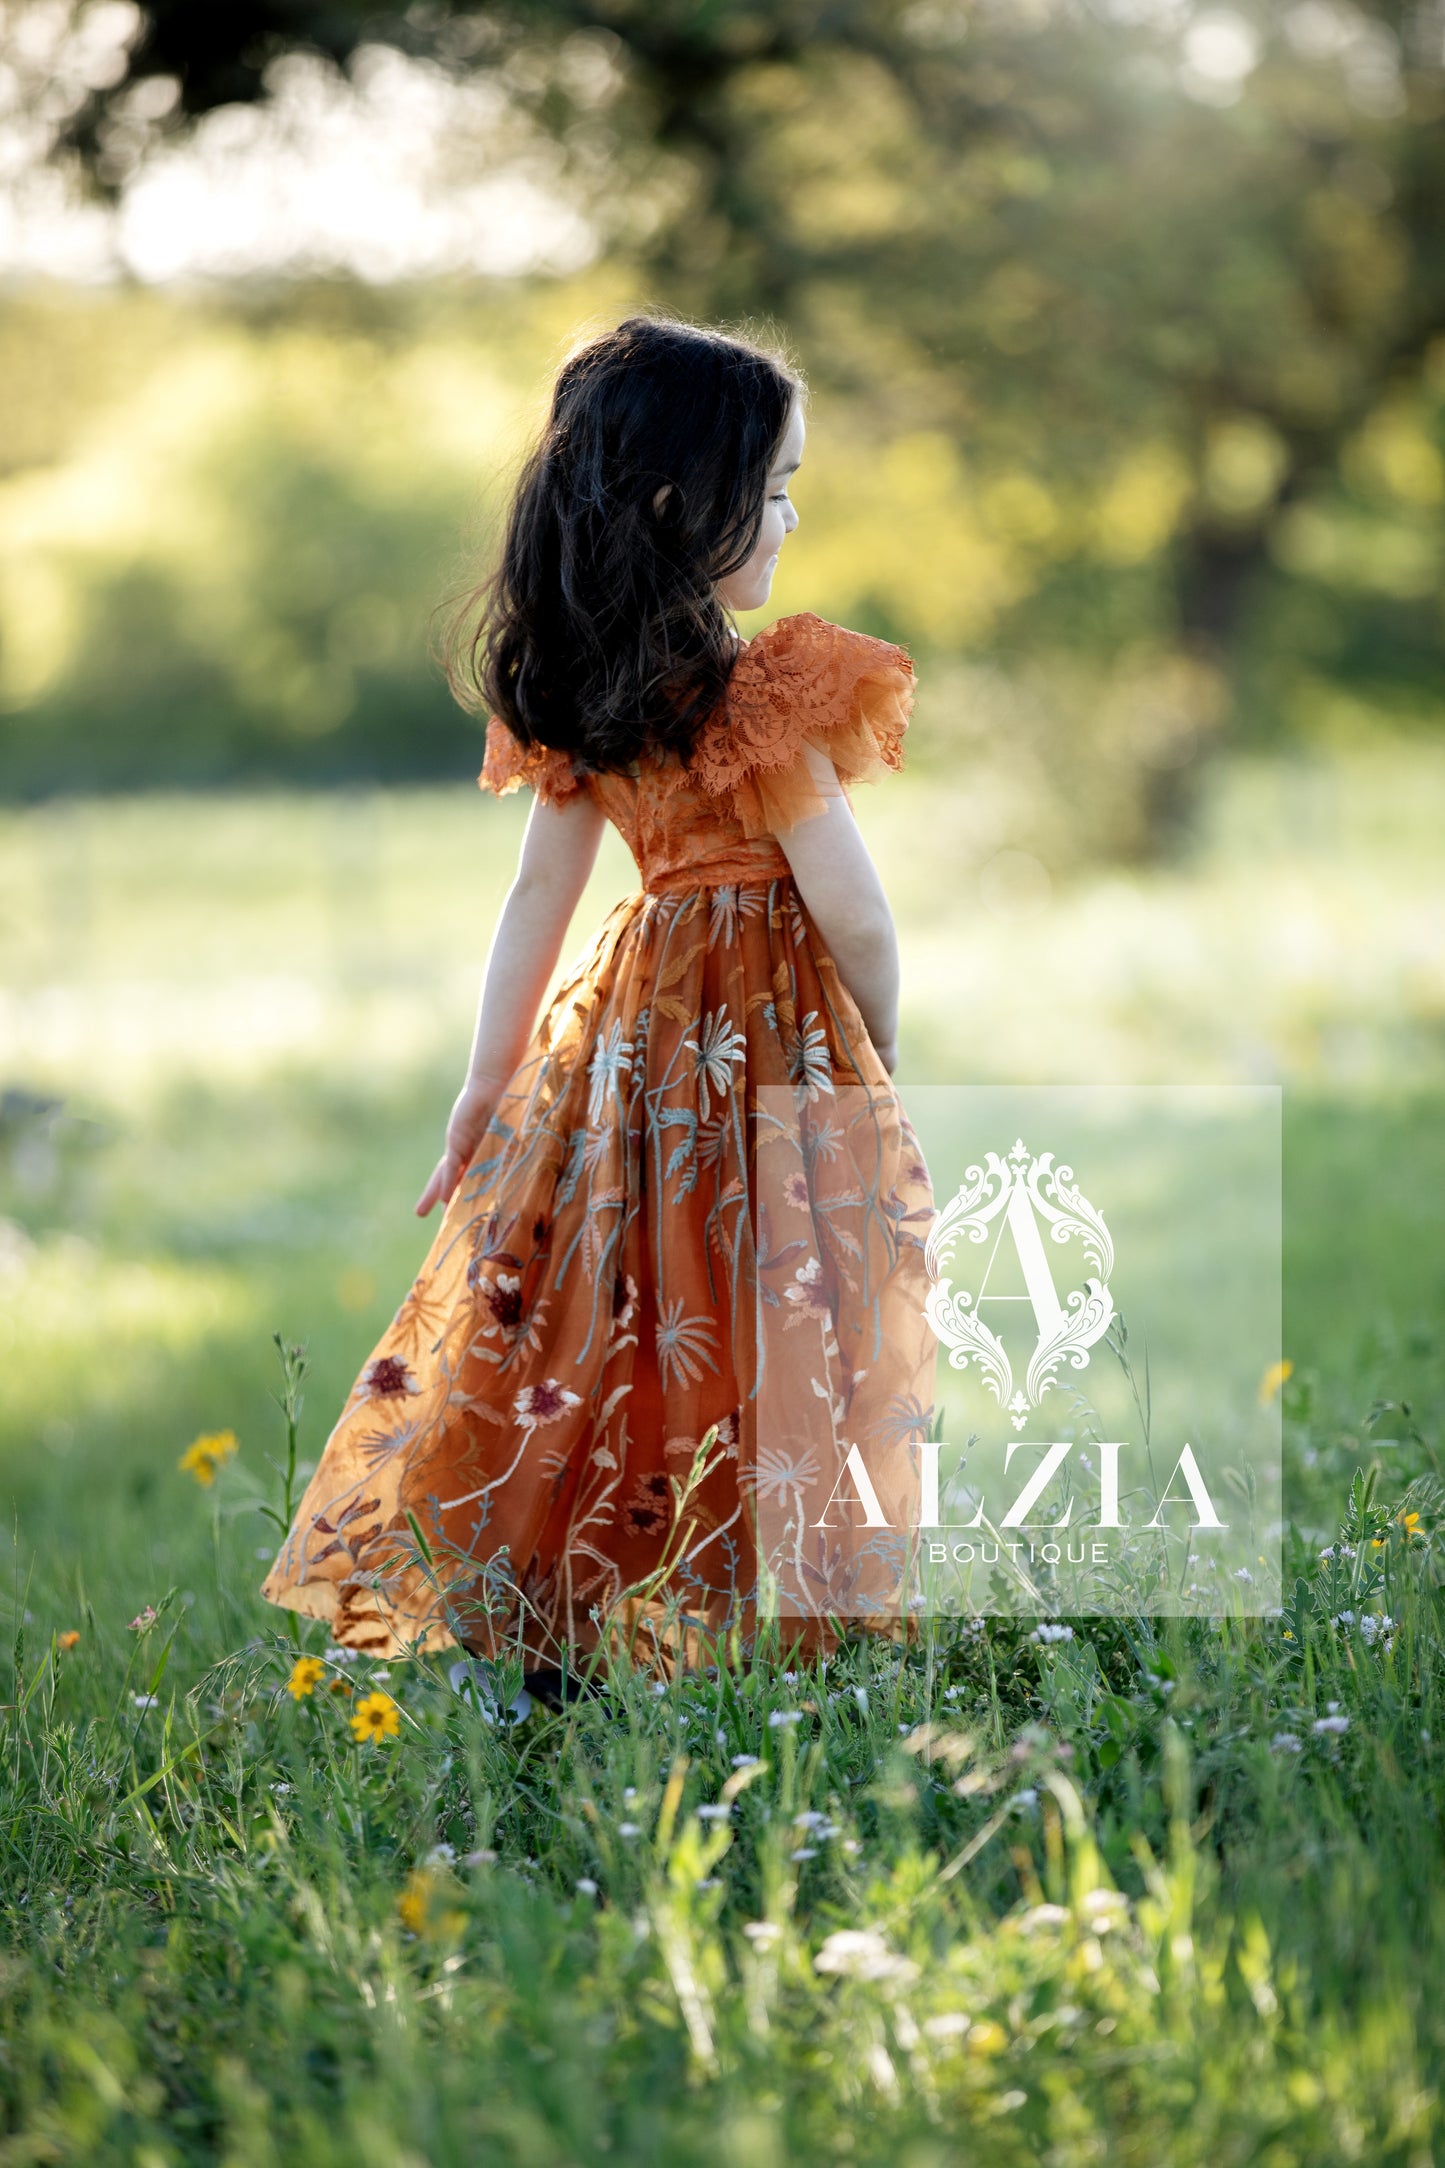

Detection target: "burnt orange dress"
[259, 611, 938, 1674]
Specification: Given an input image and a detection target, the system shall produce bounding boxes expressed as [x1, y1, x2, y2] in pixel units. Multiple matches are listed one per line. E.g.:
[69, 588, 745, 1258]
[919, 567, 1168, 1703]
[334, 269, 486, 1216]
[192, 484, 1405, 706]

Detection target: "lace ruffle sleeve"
[478, 715, 584, 807]
[688, 612, 915, 838]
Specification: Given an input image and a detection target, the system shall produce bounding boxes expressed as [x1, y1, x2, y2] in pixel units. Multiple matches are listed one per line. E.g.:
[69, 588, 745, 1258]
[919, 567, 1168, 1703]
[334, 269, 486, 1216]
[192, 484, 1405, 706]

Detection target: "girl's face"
[714, 397, 805, 616]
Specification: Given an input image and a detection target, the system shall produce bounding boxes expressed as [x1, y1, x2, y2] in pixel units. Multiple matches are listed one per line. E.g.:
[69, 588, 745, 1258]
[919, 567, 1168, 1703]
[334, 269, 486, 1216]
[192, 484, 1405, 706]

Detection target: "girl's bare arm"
[416, 789, 608, 1215]
[772, 741, 900, 1070]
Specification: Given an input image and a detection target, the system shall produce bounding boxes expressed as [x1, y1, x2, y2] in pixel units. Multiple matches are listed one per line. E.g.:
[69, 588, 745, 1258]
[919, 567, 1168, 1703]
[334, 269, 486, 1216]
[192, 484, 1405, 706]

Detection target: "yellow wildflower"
[967, 2018, 1009, 2057]
[57, 1630, 81, 1651]
[397, 1867, 465, 1940]
[286, 1656, 326, 1700]
[328, 1676, 354, 1696]
[1257, 1359, 1293, 1406]
[178, 1430, 239, 1487]
[1399, 1511, 1422, 1538]
[350, 1689, 401, 1744]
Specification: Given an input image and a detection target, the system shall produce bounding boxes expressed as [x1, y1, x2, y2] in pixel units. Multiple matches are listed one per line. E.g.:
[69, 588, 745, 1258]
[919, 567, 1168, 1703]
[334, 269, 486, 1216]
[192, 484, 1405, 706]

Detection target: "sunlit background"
[1, 0, 1442, 1544]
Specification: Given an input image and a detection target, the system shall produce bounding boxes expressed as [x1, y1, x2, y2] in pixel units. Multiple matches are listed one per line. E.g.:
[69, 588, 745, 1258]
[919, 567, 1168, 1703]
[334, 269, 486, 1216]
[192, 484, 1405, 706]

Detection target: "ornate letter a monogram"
[924, 1138, 1115, 1430]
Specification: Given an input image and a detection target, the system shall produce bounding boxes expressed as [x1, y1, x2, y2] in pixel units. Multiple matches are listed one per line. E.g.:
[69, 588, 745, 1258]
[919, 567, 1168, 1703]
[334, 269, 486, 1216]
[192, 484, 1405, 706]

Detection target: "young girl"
[260, 312, 938, 1698]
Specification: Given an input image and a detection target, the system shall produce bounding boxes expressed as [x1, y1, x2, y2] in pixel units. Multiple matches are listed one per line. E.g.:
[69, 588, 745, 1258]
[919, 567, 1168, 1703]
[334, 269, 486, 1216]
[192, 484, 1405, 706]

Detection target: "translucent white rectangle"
[750, 1083, 1282, 1621]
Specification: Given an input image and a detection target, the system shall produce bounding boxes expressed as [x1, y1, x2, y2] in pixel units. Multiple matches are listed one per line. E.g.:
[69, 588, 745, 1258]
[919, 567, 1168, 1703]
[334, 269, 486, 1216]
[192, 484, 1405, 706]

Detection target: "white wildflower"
[814, 1928, 920, 1983]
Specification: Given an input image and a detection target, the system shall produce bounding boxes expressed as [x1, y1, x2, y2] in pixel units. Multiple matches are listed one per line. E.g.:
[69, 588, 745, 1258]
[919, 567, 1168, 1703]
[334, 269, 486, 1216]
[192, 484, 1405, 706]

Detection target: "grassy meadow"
[2, 737, 1444, 2162]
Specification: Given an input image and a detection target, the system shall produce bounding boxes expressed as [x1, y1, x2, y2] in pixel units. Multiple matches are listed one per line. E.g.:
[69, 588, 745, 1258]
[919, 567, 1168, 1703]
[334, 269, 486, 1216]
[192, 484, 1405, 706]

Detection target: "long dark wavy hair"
[437, 311, 805, 778]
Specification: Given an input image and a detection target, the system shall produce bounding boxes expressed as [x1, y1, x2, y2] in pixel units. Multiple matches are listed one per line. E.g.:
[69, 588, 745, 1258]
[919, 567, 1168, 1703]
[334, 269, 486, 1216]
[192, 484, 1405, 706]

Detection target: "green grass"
[2, 750, 1444, 2162]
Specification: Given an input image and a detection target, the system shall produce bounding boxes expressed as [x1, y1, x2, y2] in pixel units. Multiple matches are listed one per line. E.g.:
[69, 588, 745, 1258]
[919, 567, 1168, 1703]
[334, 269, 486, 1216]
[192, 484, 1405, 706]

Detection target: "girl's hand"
[415, 1070, 509, 1217]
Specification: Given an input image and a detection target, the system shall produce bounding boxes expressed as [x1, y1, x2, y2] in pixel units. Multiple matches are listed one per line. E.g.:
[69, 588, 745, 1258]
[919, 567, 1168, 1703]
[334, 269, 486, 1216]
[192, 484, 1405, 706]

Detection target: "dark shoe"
[523, 1663, 603, 1711]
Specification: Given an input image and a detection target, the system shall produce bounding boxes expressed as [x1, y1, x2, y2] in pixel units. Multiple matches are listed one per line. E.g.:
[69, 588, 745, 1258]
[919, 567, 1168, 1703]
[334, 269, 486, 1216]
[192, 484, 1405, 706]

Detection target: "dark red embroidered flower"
[362, 1356, 413, 1399]
[623, 1470, 673, 1538]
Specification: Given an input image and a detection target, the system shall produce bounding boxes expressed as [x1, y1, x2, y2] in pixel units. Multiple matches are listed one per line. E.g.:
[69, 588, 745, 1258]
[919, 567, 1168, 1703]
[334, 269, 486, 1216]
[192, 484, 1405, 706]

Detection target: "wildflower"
[1399, 1510, 1423, 1540]
[1018, 1903, 1072, 1933]
[1030, 1623, 1074, 1644]
[793, 1809, 834, 1831]
[768, 1708, 804, 1728]
[57, 1630, 80, 1651]
[1331, 1610, 1356, 1629]
[1258, 1358, 1293, 1404]
[618, 1821, 641, 1838]
[178, 1430, 238, 1487]
[132, 1693, 159, 1709]
[350, 1690, 401, 1744]
[1359, 1614, 1396, 1646]
[790, 1846, 818, 1861]
[1269, 1732, 1302, 1754]
[1079, 1888, 1129, 1929]
[463, 1848, 497, 1867]
[623, 1786, 637, 1804]
[1319, 1542, 1356, 1562]
[424, 1843, 457, 1869]
[286, 1656, 326, 1700]
[327, 1677, 353, 1696]
[576, 1878, 598, 1896]
[127, 1605, 158, 1632]
[695, 1804, 733, 1822]
[923, 2012, 972, 2040]
[1012, 1788, 1039, 1811]
[814, 1928, 919, 1983]
[324, 1643, 361, 1665]
[397, 1867, 464, 1939]
[743, 1920, 782, 1949]
[1313, 1714, 1350, 1736]
[730, 1753, 761, 1769]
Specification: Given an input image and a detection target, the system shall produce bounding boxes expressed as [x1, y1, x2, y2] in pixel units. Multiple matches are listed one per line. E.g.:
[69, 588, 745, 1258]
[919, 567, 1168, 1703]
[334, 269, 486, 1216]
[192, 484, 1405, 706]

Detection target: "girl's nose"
[783, 500, 799, 534]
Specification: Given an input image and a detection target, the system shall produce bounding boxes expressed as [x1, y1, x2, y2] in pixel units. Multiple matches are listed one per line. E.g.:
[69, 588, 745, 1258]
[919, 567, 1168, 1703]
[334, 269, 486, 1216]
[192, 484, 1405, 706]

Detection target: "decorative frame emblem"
[923, 1136, 1116, 1430]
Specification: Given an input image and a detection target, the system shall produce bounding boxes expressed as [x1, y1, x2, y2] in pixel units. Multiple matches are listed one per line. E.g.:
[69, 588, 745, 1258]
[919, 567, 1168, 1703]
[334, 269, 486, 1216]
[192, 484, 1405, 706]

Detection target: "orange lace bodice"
[477, 611, 915, 894]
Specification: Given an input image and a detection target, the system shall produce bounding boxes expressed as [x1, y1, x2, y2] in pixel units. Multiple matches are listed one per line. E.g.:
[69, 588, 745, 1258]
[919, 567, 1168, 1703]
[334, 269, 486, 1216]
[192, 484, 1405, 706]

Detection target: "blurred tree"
[7, 0, 1443, 836]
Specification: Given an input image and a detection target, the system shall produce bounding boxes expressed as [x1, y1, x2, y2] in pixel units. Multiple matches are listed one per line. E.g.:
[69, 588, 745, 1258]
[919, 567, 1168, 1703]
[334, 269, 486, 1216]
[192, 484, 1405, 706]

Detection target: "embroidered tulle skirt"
[259, 874, 938, 1674]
